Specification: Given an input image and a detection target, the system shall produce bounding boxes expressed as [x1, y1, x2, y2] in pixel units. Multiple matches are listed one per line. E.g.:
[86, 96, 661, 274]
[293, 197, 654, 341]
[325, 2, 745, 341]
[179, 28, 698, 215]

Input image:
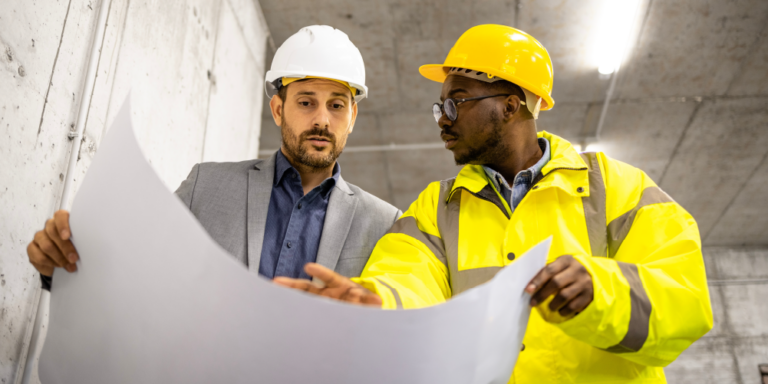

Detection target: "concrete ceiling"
[257, 0, 768, 246]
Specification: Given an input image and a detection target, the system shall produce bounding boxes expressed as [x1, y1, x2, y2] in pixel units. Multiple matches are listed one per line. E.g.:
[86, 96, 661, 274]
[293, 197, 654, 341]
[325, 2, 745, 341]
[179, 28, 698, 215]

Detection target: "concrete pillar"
[0, 0, 270, 382]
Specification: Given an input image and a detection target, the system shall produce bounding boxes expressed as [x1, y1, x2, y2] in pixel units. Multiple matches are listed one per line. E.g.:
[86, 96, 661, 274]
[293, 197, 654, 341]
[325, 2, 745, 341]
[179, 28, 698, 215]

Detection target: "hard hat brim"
[266, 69, 368, 103]
[418, 64, 554, 111]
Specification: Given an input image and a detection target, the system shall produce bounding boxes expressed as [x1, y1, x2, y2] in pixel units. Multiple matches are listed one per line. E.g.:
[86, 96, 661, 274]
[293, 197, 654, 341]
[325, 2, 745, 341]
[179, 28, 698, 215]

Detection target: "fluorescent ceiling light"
[594, 0, 643, 75]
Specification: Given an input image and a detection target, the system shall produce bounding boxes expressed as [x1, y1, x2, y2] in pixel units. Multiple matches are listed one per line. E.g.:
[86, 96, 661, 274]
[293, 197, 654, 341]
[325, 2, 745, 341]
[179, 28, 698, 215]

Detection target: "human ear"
[269, 95, 283, 127]
[347, 102, 358, 134]
[503, 95, 523, 121]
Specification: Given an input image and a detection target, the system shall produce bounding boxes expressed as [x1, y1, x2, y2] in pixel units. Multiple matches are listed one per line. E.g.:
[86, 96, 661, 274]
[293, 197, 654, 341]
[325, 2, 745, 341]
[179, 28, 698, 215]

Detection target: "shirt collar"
[482, 137, 551, 190]
[274, 150, 341, 197]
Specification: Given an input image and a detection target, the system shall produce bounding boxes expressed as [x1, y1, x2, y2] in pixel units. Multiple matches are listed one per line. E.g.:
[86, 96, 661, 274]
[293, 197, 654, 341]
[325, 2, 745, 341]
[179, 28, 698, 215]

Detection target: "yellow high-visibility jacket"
[353, 131, 712, 383]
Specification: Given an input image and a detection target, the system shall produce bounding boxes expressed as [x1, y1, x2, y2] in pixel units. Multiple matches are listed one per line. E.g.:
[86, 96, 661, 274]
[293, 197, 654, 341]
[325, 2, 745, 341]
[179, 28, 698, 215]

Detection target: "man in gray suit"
[27, 26, 400, 299]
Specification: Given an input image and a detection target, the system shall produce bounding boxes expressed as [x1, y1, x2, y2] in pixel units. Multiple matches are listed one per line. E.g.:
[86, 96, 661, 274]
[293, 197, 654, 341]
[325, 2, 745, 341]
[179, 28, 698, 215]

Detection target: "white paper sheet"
[39, 96, 550, 384]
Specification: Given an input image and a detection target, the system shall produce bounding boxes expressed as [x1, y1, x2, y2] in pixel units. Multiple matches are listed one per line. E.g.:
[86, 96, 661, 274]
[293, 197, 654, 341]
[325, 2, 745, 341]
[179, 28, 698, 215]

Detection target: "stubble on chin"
[453, 112, 507, 166]
[453, 132, 506, 166]
[280, 117, 345, 170]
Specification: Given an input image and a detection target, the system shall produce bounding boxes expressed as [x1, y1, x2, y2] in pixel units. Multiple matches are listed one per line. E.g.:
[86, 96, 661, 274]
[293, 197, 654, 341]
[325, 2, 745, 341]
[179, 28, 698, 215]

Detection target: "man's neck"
[486, 121, 542, 183]
[281, 147, 335, 195]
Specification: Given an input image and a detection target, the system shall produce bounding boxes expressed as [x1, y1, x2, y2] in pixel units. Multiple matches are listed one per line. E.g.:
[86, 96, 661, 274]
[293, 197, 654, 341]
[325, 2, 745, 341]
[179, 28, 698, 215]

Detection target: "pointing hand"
[274, 263, 382, 307]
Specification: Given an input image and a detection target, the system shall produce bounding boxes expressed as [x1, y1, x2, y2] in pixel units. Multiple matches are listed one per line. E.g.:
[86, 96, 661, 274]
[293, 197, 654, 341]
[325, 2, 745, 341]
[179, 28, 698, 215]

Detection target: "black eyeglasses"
[432, 94, 520, 122]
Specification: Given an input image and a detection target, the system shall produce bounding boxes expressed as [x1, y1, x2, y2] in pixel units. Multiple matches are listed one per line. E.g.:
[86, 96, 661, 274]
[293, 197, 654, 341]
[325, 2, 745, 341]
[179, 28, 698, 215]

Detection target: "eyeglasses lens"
[432, 103, 443, 122]
[444, 99, 457, 121]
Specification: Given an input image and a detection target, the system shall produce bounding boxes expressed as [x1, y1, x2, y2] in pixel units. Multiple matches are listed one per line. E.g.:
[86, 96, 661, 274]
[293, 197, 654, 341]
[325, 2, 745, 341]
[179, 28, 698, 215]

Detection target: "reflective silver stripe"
[580, 152, 608, 257]
[607, 187, 675, 257]
[374, 278, 403, 309]
[450, 267, 502, 295]
[605, 262, 652, 353]
[386, 216, 447, 267]
[437, 179, 458, 295]
[436, 179, 502, 296]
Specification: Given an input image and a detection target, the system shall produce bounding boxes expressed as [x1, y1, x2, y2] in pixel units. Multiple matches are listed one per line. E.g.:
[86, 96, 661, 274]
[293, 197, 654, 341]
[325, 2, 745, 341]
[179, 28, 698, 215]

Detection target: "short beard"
[454, 110, 509, 166]
[280, 115, 345, 170]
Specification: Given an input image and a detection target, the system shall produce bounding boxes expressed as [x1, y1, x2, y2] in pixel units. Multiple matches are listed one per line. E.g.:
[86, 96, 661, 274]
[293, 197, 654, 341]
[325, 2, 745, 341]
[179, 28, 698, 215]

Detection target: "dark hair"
[277, 82, 289, 102]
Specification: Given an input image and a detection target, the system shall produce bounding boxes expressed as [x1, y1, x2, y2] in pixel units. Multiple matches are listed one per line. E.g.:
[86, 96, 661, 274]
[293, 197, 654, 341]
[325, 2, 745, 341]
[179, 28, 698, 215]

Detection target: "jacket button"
[286, 241, 292, 249]
[297, 202, 302, 209]
[507, 252, 516, 261]
[521, 343, 525, 351]
[577, 186, 584, 193]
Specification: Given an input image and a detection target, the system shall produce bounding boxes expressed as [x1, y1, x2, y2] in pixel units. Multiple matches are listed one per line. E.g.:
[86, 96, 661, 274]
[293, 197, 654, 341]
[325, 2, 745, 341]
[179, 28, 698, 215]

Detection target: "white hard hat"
[265, 25, 368, 102]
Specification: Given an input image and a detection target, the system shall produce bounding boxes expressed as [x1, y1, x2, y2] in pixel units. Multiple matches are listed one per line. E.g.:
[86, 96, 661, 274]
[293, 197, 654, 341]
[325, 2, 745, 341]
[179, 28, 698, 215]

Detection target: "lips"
[441, 133, 458, 149]
[305, 136, 332, 148]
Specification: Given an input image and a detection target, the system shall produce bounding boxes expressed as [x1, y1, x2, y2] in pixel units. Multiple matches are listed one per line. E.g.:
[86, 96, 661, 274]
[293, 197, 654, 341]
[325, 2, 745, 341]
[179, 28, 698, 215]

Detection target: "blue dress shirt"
[482, 137, 551, 212]
[258, 150, 340, 280]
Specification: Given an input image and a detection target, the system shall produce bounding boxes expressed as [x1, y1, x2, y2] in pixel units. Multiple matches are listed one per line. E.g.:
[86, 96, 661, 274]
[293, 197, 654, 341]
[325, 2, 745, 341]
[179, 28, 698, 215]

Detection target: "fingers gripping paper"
[39, 96, 550, 384]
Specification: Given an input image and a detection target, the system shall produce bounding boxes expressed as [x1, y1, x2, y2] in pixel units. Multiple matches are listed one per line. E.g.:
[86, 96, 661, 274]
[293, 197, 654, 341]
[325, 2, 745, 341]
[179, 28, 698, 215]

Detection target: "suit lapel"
[314, 175, 357, 280]
[246, 153, 277, 274]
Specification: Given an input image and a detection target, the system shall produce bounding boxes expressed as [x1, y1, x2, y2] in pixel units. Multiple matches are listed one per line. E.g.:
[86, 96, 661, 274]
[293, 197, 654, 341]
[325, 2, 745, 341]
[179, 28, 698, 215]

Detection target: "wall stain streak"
[36, 0, 75, 143]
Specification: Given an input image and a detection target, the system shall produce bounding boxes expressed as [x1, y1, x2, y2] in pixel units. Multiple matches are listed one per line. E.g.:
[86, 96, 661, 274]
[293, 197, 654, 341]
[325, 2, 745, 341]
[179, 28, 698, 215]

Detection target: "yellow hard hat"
[419, 24, 555, 111]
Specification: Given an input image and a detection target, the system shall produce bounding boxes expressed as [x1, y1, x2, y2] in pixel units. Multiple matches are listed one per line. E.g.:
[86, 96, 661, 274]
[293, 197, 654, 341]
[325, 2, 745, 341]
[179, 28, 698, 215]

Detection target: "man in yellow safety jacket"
[275, 24, 713, 383]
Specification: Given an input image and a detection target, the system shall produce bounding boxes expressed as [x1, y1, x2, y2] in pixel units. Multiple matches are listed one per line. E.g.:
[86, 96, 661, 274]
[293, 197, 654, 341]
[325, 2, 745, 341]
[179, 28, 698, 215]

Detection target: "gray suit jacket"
[174, 153, 401, 278]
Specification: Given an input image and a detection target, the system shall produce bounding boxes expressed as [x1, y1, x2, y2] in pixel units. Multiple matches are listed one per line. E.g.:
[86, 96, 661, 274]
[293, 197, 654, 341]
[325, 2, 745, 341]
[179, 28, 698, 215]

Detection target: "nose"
[438, 112, 453, 130]
[313, 105, 332, 129]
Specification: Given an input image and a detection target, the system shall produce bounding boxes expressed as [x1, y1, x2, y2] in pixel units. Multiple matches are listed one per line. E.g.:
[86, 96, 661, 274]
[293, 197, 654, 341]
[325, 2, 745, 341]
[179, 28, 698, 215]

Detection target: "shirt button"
[286, 241, 292, 249]
[521, 343, 525, 351]
[577, 186, 584, 193]
[507, 252, 516, 261]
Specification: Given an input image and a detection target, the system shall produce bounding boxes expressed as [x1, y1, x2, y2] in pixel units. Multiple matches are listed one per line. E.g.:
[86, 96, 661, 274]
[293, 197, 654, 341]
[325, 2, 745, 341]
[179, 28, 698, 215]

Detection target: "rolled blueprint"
[39, 95, 549, 384]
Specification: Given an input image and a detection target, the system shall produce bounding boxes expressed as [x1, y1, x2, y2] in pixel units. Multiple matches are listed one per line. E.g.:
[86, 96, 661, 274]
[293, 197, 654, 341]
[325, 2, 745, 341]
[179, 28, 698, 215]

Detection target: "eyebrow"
[294, 91, 351, 101]
[443, 88, 469, 101]
[330, 91, 351, 100]
[448, 88, 469, 97]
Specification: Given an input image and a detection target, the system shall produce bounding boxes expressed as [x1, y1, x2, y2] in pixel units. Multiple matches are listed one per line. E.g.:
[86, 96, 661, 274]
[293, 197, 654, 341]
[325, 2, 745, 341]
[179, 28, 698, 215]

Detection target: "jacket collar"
[313, 175, 357, 281]
[539, 131, 588, 175]
[334, 174, 354, 195]
[449, 131, 590, 201]
[246, 153, 278, 273]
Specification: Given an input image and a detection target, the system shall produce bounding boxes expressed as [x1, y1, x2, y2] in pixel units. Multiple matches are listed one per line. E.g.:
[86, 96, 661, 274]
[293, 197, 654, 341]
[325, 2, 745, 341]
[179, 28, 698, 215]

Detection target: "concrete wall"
[0, 0, 269, 382]
[2, 0, 765, 383]
[665, 247, 768, 384]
